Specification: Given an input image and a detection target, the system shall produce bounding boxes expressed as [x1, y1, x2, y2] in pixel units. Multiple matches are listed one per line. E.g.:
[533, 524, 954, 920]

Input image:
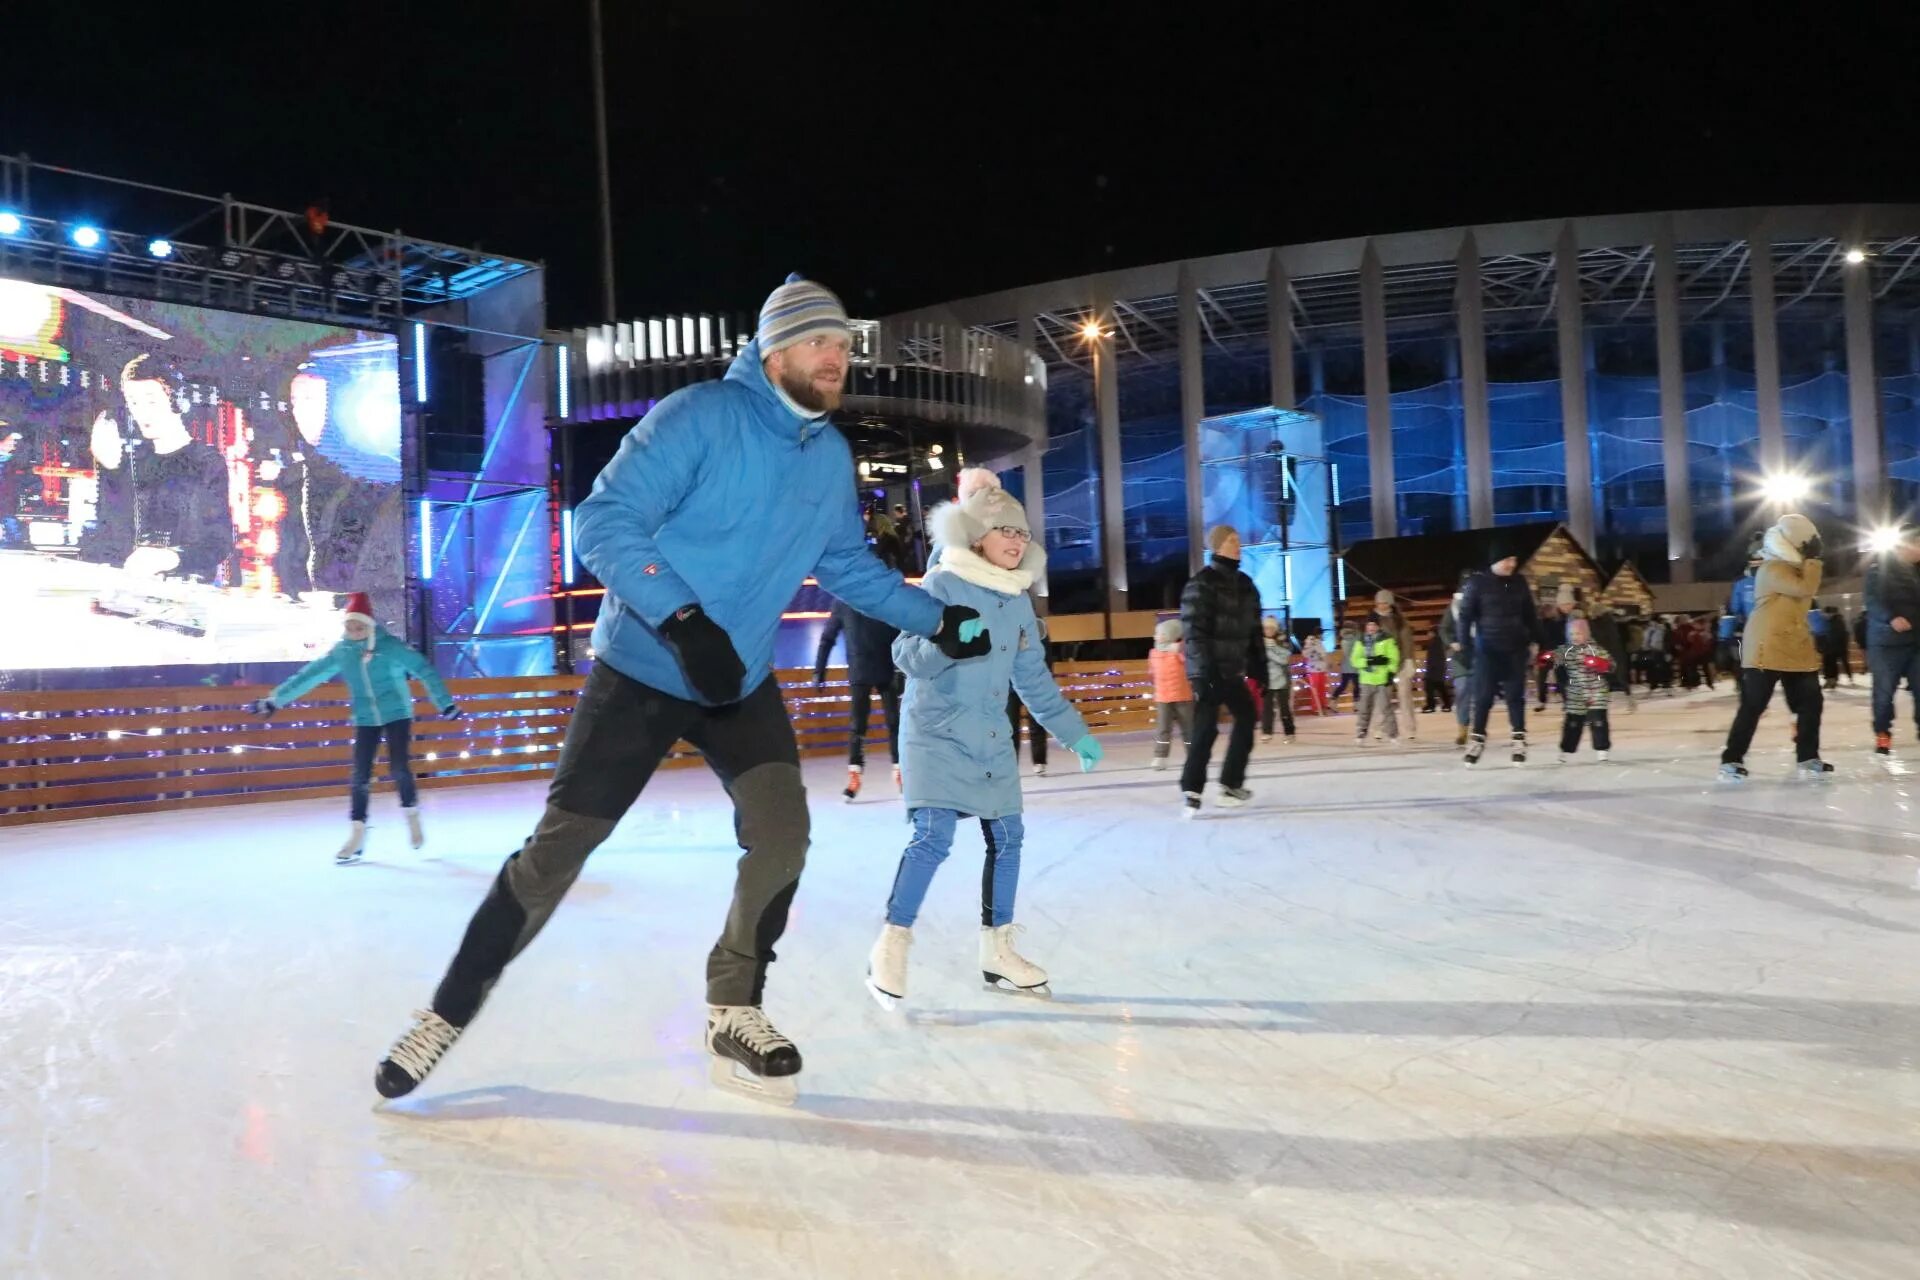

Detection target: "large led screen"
[0, 275, 403, 669]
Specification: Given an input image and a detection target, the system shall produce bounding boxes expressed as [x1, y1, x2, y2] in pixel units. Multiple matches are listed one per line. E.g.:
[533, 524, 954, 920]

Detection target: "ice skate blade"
[983, 974, 1052, 999]
[335, 850, 364, 866]
[864, 977, 905, 1013]
[708, 1057, 797, 1106]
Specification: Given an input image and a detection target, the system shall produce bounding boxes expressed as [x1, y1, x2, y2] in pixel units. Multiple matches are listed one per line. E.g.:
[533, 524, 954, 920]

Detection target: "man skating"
[373, 276, 989, 1104]
[1457, 542, 1542, 765]
[1178, 525, 1264, 815]
[1864, 527, 1920, 756]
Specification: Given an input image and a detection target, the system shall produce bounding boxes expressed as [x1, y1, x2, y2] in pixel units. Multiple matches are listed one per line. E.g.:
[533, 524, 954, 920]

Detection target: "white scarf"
[936, 544, 1033, 595]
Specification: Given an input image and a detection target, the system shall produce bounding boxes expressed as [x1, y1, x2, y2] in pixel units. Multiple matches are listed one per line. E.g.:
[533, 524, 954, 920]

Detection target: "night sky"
[10, 4, 1916, 328]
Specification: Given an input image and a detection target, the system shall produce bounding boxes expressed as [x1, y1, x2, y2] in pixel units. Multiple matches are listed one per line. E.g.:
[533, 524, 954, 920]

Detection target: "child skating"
[252, 591, 461, 863]
[1260, 616, 1298, 744]
[1349, 615, 1401, 744]
[1149, 618, 1195, 770]
[1555, 615, 1614, 762]
[867, 468, 1103, 1010]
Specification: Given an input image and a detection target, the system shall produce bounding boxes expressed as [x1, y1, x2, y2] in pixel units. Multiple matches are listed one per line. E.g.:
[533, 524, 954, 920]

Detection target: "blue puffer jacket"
[269, 628, 455, 727]
[893, 553, 1088, 820]
[575, 342, 944, 704]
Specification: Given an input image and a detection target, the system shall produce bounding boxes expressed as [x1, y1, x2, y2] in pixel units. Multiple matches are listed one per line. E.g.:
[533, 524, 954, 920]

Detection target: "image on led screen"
[0, 274, 403, 669]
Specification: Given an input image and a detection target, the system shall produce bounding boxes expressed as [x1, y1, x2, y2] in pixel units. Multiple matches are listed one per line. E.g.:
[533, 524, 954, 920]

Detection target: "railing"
[0, 661, 1161, 828]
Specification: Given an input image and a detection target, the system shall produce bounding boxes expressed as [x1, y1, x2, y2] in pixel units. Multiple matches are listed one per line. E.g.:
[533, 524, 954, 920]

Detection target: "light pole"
[588, 0, 617, 318]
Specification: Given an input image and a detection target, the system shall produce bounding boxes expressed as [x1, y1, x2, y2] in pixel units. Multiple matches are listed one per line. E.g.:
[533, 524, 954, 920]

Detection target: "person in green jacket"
[1349, 614, 1402, 745]
[253, 592, 461, 863]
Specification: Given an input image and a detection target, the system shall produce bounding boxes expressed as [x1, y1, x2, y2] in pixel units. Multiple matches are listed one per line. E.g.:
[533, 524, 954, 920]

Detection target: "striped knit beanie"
[757, 273, 850, 356]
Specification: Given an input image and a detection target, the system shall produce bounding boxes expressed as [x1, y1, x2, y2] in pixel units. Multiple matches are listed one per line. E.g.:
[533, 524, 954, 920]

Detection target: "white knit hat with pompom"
[929, 467, 1045, 577]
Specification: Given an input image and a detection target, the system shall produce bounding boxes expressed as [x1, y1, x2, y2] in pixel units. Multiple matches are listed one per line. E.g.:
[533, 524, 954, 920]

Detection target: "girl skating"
[867, 468, 1103, 1010]
[252, 591, 460, 863]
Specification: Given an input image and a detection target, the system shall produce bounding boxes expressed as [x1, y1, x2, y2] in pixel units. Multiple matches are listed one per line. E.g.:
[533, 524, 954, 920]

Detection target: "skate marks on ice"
[381, 1084, 1920, 1244]
[895, 990, 1920, 1070]
[1495, 797, 1920, 937]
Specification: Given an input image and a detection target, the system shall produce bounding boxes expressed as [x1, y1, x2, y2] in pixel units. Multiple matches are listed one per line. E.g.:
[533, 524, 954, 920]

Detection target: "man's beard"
[779, 365, 843, 414]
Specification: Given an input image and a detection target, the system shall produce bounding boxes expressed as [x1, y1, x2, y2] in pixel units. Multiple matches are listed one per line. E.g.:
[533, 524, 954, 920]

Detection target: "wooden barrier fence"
[0, 661, 1163, 828]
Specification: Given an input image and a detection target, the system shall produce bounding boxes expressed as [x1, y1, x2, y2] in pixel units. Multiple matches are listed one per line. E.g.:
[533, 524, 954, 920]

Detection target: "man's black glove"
[1369, 653, 1390, 668]
[659, 604, 746, 703]
[933, 604, 991, 660]
[1800, 533, 1823, 560]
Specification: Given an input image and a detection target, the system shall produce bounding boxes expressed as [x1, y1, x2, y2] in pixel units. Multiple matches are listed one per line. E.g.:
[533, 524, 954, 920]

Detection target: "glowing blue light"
[419, 501, 434, 581]
[334, 371, 401, 458]
[0, 212, 21, 236]
[1336, 556, 1347, 602]
[70, 225, 102, 249]
[1283, 554, 1294, 605]
[148, 238, 173, 259]
[413, 322, 428, 403]
[557, 345, 570, 419]
[1330, 462, 1341, 508]
[561, 508, 576, 586]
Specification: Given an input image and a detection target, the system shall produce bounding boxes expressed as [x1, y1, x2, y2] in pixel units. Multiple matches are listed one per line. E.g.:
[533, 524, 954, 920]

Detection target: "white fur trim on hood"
[1762, 513, 1819, 565]
[928, 467, 1047, 580]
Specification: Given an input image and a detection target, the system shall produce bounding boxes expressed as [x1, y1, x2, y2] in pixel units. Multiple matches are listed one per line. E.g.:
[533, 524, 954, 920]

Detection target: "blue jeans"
[350, 719, 416, 821]
[1870, 645, 1920, 736]
[886, 808, 1026, 928]
[1453, 673, 1474, 727]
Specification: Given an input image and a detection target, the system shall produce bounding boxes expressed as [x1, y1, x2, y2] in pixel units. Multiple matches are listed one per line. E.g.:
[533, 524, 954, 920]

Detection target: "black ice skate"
[1216, 785, 1252, 809]
[1793, 759, 1836, 780]
[1718, 761, 1749, 783]
[1511, 733, 1527, 766]
[707, 1005, 802, 1106]
[374, 1008, 463, 1098]
[1463, 733, 1486, 766]
[1181, 791, 1203, 819]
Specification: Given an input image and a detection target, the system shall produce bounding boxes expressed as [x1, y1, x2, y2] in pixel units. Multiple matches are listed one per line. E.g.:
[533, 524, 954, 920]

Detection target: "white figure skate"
[980, 923, 1051, 998]
[865, 923, 912, 1012]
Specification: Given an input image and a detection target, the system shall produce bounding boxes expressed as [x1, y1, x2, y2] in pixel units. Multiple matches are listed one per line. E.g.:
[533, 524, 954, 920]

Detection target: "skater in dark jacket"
[1720, 514, 1830, 780]
[1865, 530, 1920, 755]
[815, 533, 910, 800]
[1178, 524, 1264, 814]
[1457, 542, 1542, 764]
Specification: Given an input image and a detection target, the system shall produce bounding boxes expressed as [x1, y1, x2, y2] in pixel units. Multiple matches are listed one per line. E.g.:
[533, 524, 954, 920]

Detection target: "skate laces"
[386, 1009, 459, 1078]
[717, 1006, 793, 1055]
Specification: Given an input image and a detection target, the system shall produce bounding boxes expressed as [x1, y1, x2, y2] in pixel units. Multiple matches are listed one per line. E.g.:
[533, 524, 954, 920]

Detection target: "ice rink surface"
[5, 685, 1919, 1279]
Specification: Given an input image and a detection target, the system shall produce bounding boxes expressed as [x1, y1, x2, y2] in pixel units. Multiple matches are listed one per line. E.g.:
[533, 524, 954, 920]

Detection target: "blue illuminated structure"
[1199, 406, 1337, 633]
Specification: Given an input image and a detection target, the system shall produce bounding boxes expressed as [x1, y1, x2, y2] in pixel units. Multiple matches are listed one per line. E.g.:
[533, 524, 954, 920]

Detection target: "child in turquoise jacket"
[254, 592, 460, 863]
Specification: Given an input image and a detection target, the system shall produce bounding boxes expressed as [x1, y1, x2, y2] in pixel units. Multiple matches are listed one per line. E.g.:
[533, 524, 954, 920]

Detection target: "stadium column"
[1748, 213, 1787, 475]
[1178, 263, 1206, 573]
[1017, 310, 1048, 613]
[1653, 216, 1695, 583]
[1360, 240, 1396, 537]
[1555, 222, 1596, 551]
[1090, 282, 1128, 612]
[1455, 231, 1493, 528]
[1843, 220, 1885, 521]
[1268, 250, 1296, 408]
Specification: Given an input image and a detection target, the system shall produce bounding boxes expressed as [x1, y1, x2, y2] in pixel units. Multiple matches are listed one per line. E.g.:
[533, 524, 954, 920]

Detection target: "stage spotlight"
[0, 212, 21, 235]
[147, 239, 173, 259]
[1844, 247, 1868, 265]
[70, 225, 103, 249]
[1865, 526, 1906, 554]
[1759, 472, 1811, 506]
[1079, 320, 1103, 341]
[927, 454, 945, 471]
[220, 250, 243, 268]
